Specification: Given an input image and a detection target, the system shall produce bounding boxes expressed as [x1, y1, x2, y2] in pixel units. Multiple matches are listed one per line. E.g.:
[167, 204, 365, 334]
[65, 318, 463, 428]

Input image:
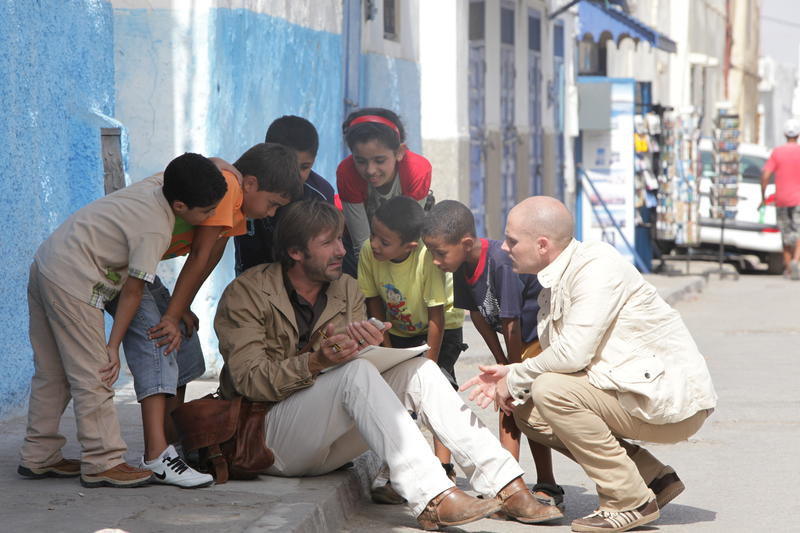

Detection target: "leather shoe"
[647, 466, 684, 508]
[417, 486, 501, 531]
[495, 476, 563, 524]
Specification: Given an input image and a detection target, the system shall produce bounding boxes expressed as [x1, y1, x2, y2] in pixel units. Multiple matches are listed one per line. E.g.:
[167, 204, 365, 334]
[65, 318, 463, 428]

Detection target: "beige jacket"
[215, 263, 366, 403]
[507, 239, 717, 424]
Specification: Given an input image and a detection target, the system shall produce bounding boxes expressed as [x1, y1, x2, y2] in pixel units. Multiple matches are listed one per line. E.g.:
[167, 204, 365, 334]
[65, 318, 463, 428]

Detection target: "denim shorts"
[106, 276, 205, 401]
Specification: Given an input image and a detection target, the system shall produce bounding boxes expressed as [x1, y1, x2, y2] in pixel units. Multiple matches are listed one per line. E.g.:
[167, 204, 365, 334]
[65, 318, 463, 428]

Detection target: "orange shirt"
[162, 170, 247, 260]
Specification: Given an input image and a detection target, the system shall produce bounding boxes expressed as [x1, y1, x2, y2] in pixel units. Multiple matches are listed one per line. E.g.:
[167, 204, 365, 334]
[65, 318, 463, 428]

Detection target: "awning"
[577, 1, 677, 54]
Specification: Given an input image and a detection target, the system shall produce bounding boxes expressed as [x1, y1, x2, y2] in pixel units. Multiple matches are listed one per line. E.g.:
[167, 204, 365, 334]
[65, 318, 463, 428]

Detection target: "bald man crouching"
[461, 196, 717, 533]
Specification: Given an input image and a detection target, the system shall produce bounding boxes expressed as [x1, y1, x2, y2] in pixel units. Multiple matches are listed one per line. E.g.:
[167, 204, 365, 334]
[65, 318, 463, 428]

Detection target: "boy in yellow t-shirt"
[358, 196, 466, 491]
[105, 143, 302, 488]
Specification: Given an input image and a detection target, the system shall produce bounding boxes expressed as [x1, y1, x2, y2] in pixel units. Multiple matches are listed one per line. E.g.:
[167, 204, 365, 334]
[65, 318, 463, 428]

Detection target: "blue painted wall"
[361, 53, 422, 153]
[208, 9, 345, 184]
[113, 7, 344, 187]
[0, 1, 116, 419]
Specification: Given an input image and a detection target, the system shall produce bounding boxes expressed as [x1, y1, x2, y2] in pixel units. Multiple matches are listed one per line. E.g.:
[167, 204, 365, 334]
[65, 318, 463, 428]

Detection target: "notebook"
[321, 344, 429, 374]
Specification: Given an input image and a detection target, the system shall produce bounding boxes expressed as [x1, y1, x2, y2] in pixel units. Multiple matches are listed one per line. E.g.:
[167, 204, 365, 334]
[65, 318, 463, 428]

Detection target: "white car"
[697, 140, 783, 273]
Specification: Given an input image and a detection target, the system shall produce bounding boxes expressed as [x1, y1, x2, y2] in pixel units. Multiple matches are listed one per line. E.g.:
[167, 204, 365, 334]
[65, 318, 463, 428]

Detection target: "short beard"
[302, 253, 342, 283]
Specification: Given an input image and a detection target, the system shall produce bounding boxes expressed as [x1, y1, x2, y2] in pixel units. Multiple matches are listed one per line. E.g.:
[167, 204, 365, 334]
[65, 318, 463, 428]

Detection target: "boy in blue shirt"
[235, 115, 334, 274]
[358, 196, 466, 491]
[421, 200, 564, 509]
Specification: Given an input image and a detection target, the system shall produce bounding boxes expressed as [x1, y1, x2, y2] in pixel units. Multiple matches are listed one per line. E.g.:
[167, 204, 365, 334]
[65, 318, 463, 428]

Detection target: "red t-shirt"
[336, 150, 432, 203]
[764, 143, 800, 207]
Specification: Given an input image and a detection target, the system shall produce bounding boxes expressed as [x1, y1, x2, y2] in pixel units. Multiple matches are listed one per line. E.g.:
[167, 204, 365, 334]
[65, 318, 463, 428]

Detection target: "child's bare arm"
[425, 305, 445, 363]
[366, 296, 391, 347]
[501, 317, 523, 364]
[101, 276, 146, 386]
[471, 310, 509, 365]
[149, 226, 227, 353]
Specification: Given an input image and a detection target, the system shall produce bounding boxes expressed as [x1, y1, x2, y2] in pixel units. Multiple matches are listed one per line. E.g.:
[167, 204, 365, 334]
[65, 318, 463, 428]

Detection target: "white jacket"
[507, 239, 717, 424]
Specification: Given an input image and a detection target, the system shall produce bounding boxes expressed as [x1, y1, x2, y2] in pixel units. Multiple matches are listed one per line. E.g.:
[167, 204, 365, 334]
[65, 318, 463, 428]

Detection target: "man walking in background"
[762, 118, 800, 279]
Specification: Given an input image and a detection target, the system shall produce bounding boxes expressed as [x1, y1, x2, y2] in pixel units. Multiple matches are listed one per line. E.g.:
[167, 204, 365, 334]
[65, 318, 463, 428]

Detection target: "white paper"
[321, 344, 429, 374]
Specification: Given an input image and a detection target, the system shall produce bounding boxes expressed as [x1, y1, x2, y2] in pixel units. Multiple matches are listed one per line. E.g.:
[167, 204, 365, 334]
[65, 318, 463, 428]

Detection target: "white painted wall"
[111, 0, 342, 33]
[485, 1, 502, 129]
[420, 0, 467, 140]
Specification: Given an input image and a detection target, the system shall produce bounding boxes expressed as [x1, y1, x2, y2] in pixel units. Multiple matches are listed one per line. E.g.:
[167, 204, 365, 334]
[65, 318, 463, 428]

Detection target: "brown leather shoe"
[571, 499, 659, 532]
[80, 462, 152, 488]
[417, 487, 501, 531]
[18, 458, 80, 479]
[496, 476, 563, 524]
[647, 465, 685, 508]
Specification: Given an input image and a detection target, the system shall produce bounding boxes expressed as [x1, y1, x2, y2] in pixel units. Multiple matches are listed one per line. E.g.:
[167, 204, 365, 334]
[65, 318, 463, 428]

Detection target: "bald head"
[509, 196, 574, 250]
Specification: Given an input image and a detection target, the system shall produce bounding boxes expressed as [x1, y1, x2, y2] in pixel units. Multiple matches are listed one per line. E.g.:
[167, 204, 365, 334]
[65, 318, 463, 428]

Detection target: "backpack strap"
[207, 443, 229, 484]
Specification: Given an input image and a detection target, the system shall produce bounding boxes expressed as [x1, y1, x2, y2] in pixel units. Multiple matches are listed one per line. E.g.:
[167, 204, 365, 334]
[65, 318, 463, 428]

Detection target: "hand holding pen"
[310, 320, 390, 373]
[311, 323, 359, 371]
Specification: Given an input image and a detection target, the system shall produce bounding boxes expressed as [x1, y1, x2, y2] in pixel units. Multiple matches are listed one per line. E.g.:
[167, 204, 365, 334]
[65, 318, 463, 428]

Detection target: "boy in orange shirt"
[106, 143, 301, 487]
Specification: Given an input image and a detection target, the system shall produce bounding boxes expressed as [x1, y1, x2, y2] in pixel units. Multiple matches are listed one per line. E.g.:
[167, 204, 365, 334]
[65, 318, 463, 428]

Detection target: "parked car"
[696, 140, 783, 273]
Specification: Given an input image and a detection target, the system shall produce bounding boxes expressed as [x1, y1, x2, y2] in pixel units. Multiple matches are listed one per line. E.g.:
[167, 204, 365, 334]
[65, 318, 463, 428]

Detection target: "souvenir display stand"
[652, 111, 705, 275]
[708, 112, 741, 279]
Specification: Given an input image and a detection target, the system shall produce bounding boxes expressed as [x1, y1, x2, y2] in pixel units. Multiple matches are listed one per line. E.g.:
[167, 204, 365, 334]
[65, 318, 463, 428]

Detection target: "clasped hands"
[459, 364, 516, 414]
[313, 320, 391, 370]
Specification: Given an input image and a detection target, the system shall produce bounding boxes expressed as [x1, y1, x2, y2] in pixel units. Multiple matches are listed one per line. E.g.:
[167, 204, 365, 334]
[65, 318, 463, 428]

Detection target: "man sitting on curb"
[462, 196, 717, 533]
[213, 200, 563, 530]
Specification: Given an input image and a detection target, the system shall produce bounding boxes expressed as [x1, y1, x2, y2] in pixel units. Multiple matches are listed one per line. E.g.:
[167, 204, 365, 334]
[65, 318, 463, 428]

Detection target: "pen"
[318, 328, 342, 353]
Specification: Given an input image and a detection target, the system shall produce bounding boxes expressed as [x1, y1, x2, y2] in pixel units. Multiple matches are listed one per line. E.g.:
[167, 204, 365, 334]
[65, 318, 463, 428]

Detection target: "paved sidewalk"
[0, 272, 706, 533]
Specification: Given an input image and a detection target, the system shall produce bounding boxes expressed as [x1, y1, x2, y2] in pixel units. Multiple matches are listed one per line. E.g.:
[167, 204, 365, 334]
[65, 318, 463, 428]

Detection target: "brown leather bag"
[170, 393, 274, 484]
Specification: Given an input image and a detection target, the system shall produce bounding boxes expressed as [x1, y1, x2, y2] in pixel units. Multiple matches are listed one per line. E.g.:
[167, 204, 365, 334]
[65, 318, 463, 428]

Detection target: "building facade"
[420, 0, 578, 240]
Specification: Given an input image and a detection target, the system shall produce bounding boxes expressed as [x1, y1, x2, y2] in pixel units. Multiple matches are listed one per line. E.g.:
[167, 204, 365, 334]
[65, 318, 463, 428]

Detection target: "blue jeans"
[106, 276, 205, 401]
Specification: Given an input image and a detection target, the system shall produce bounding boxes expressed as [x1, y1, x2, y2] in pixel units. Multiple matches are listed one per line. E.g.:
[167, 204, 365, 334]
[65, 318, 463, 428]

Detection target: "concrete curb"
[245, 452, 381, 533]
[0, 378, 385, 533]
[656, 275, 707, 306]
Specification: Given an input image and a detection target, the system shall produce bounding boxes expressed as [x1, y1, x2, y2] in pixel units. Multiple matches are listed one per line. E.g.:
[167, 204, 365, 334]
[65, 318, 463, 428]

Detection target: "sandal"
[442, 463, 457, 483]
[532, 482, 565, 509]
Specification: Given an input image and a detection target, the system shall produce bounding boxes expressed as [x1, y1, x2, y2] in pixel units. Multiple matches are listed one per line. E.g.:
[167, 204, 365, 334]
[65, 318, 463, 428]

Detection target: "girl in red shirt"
[337, 108, 433, 269]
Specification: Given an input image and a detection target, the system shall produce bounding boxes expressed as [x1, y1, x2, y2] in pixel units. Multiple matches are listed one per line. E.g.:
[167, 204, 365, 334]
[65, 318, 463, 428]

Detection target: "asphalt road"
[340, 274, 800, 533]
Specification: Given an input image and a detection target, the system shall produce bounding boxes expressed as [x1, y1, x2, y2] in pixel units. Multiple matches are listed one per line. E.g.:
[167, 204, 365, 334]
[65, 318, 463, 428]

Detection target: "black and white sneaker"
[140, 445, 214, 488]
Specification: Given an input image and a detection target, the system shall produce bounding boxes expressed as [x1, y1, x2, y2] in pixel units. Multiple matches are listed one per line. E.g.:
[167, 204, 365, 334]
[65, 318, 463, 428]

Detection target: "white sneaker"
[140, 445, 214, 488]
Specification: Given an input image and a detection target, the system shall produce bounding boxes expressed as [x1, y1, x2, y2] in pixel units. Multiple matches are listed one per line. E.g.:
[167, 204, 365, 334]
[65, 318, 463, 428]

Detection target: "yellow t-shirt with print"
[358, 242, 464, 337]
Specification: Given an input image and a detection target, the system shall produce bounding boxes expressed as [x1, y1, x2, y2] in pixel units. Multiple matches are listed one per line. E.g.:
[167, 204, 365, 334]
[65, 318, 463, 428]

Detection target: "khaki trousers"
[513, 371, 710, 511]
[20, 263, 127, 474]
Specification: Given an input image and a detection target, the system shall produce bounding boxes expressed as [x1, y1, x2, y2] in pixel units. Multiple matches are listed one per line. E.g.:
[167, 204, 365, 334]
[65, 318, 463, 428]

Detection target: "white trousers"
[264, 357, 523, 516]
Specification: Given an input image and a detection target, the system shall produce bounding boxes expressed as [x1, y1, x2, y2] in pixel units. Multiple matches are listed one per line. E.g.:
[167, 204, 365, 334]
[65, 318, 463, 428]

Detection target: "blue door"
[553, 21, 566, 201]
[468, 1, 487, 236]
[528, 9, 543, 196]
[500, 2, 517, 224]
